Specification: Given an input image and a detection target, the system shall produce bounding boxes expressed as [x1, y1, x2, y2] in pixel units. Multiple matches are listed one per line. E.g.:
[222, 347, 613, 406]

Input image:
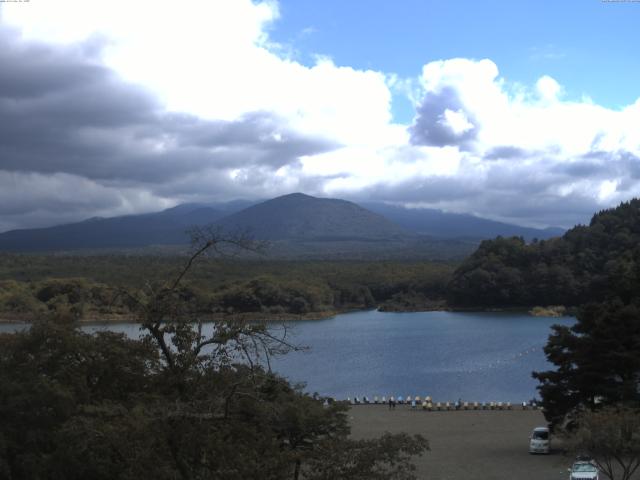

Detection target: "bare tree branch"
[117, 225, 302, 377]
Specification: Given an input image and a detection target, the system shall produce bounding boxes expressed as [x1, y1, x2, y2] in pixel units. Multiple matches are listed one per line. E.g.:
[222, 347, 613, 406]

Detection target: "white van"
[529, 426, 550, 454]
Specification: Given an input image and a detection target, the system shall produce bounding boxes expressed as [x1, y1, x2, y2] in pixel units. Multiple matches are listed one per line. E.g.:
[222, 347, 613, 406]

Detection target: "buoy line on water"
[342, 344, 547, 406]
[457, 343, 544, 374]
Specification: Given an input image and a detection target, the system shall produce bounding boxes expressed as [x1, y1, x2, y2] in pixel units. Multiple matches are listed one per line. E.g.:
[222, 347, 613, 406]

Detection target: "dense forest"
[0, 256, 453, 322]
[448, 199, 640, 308]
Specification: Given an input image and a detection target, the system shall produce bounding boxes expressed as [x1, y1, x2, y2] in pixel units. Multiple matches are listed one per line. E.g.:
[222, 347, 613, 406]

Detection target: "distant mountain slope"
[218, 193, 408, 241]
[0, 194, 409, 253]
[0, 204, 225, 252]
[0, 192, 563, 256]
[360, 202, 564, 240]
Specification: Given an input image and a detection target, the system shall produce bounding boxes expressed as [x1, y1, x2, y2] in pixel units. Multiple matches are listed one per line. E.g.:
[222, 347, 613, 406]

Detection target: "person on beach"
[388, 397, 393, 410]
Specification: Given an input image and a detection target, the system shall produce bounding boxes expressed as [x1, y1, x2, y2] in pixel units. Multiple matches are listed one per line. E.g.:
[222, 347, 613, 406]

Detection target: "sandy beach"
[349, 405, 572, 480]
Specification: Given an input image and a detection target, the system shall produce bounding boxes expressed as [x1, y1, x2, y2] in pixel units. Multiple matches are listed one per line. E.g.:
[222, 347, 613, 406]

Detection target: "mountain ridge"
[361, 202, 564, 241]
[217, 193, 408, 241]
[0, 193, 565, 254]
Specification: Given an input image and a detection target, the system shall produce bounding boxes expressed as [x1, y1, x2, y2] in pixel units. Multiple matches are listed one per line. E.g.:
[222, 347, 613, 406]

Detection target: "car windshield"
[573, 463, 597, 472]
[532, 431, 548, 440]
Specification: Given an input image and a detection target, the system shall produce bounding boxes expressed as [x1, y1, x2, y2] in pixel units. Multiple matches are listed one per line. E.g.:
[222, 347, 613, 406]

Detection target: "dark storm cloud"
[621, 152, 640, 179]
[488, 195, 598, 222]
[484, 160, 560, 195]
[0, 172, 121, 216]
[0, 29, 107, 100]
[484, 145, 529, 161]
[590, 150, 640, 180]
[347, 175, 482, 205]
[338, 144, 640, 229]
[408, 86, 478, 150]
[550, 150, 640, 180]
[0, 27, 337, 213]
[474, 155, 625, 226]
[163, 111, 334, 169]
[553, 160, 607, 178]
[0, 27, 337, 231]
[345, 172, 598, 229]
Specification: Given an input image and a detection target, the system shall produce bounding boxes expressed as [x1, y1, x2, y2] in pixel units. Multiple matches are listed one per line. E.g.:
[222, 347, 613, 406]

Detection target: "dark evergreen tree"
[533, 300, 640, 428]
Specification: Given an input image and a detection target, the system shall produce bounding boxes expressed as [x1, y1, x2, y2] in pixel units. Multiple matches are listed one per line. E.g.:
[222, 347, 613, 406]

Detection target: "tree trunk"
[293, 458, 301, 480]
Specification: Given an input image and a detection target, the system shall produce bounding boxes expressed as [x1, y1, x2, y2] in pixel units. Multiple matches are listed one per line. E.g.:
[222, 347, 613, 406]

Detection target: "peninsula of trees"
[448, 199, 640, 308]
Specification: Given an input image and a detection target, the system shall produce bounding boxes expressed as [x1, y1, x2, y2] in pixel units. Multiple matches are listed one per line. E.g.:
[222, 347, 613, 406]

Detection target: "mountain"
[218, 193, 407, 241]
[0, 204, 226, 252]
[360, 202, 564, 240]
[0, 194, 408, 253]
[0, 193, 563, 258]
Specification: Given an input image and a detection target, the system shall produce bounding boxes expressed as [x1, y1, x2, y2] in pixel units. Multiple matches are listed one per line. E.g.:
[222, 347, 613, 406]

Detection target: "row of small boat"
[345, 396, 542, 410]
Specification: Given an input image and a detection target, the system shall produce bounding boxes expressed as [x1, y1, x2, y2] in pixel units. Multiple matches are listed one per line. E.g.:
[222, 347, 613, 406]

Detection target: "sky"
[0, 0, 639, 232]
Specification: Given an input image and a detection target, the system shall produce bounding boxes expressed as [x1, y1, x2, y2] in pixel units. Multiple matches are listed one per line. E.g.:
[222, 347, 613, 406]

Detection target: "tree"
[0, 314, 161, 480]
[564, 406, 640, 480]
[533, 300, 640, 428]
[447, 199, 640, 310]
[0, 227, 429, 479]
[304, 433, 429, 480]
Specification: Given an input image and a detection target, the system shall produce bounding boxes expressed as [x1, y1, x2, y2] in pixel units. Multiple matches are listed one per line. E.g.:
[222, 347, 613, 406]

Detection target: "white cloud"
[597, 179, 618, 201]
[1, 0, 396, 148]
[536, 75, 562, 102]
[441, 109, 474, 135]
[329, 58, 640, 226]
[0, 171, 171, 231]
[2, 2, 640, 229]
[411, 56, 639, 160]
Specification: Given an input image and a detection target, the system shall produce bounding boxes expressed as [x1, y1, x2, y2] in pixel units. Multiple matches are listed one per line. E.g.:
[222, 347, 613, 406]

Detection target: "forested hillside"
[448, 199, 640, 308]
[0, 256, 453, 321]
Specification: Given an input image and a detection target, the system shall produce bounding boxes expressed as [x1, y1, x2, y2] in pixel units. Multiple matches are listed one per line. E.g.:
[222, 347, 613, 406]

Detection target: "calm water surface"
[268, 310, 574, 403]
[0, 310, 573, 403]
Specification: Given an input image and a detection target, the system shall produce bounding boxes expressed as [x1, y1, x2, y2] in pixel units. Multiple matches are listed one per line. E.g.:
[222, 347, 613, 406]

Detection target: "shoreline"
[0, 309, 350, 325]
[0, 303, 575, 324]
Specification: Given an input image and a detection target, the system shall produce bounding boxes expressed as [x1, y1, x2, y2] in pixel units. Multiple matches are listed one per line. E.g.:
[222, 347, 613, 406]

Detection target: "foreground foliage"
[533, 300, 640, 428]
[0, 235, 428, 479]
[564, 407, 640, 480]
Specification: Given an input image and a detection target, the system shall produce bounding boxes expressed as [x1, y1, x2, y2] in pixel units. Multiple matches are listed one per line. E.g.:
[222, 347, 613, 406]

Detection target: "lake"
[269, 310, 574, 403]
[0, 310, 573, 403]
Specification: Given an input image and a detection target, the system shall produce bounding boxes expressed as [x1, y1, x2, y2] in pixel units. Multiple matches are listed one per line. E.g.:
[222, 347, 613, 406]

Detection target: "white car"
[528, 426, 550, 454]
[569, 461, 599, 480]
